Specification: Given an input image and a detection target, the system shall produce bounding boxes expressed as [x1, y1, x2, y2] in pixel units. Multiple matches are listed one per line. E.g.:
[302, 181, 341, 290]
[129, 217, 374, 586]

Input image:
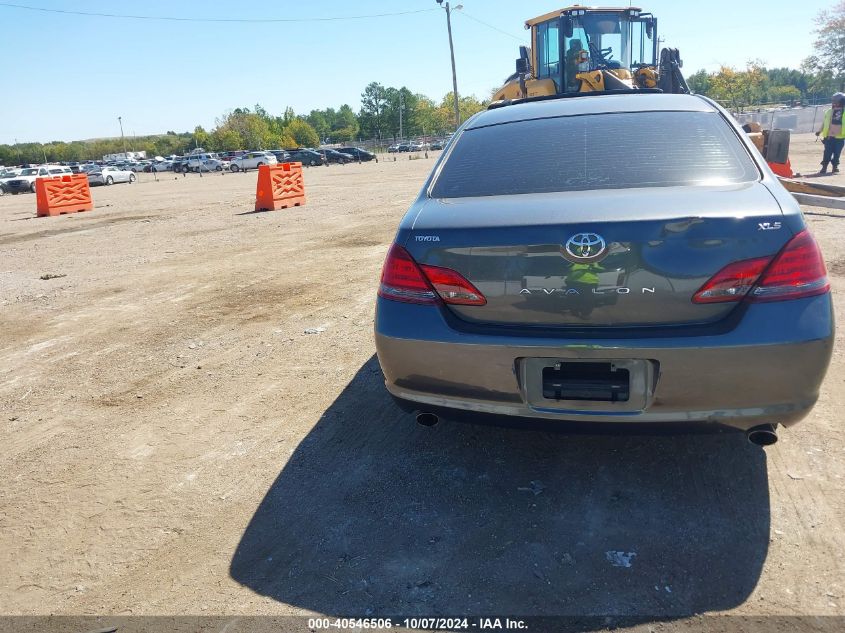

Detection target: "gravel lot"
[0, 137, 843, 625]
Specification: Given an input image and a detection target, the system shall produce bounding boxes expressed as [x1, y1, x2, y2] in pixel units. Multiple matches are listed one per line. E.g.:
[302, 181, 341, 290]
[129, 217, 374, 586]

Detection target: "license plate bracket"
[541, 362, 630, 402]
[521, 358, 656, 413]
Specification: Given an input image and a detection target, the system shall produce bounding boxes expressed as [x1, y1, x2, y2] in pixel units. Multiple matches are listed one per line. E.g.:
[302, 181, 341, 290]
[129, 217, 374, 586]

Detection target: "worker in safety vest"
[815, 92, 845, 174]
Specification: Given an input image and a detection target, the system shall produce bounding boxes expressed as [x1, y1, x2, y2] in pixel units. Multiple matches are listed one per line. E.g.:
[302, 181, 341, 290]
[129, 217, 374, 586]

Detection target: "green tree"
[284, 118, 319, 148]
[802, 56, 840, 101]
[270, 130, 297, 149]
[767, 85, 802, 104]
[211, 127, 242, 151]
[306, 110, 330, 140]
[217, 110, 272, 149]
[282, 106, 296, 126]
[709, 62, 765, 111]
[332, 104, 359, 142]
[439, 92, 487, 127]
[377, 86, 419, 139]
[766, 67, 808, 95]
[359, 82, 388, 139]
[411, 95, 449, 137]
[301, 104, 359, 142]
[686, 69, 711, 95]
[805, 1, 845, 86]
[192, 125, 211, 150]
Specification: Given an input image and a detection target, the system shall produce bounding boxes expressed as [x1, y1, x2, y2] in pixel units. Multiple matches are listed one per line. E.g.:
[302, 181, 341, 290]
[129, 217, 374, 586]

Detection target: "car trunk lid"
[404, 183, 790, 328]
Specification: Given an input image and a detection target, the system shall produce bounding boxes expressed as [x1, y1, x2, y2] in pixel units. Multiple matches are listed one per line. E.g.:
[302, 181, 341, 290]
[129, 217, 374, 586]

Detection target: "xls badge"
[563, 232, 607, 262]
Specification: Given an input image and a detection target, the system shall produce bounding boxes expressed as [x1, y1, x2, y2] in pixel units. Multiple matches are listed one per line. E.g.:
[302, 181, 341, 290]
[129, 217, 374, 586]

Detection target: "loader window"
[536, 20, 560, 81]
[569, 13, 637, 71]
[431, 111, 759, 197]
[630, 20, 654, 66]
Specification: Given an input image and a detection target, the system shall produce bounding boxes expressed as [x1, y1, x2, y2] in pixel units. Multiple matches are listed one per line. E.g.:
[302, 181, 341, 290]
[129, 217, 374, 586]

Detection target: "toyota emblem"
[564, 233, 607, 261]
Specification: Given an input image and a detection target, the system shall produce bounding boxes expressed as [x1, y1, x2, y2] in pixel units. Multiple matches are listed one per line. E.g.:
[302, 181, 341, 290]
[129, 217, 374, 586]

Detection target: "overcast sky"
[0, 0, 833, 144]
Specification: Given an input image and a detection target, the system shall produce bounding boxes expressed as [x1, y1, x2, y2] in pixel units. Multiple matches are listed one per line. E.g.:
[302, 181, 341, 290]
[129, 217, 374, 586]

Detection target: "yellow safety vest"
[820, 108, 845, 139]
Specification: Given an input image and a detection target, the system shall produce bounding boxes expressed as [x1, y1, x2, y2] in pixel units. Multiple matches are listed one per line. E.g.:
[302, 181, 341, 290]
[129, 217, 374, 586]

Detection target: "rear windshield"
[430, 111, 759, 198]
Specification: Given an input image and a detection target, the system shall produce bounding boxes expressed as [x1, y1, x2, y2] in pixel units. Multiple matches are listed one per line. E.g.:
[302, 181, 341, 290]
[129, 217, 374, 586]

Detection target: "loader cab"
[529, 6, 658, 94]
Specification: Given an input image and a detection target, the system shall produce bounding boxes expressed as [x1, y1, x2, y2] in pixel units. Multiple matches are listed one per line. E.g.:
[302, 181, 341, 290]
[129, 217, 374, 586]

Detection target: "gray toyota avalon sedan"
[374, 93, 834, 445]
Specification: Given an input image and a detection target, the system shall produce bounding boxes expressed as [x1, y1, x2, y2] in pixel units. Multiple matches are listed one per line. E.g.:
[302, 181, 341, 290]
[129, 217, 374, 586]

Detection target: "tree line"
[0, 83, 488, 166]
[687, 2, 845, 111]
[686, 63, 841, 111]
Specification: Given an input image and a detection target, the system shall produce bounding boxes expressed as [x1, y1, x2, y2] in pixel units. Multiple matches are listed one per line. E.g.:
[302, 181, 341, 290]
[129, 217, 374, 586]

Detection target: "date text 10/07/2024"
[307, 617, 529, 630]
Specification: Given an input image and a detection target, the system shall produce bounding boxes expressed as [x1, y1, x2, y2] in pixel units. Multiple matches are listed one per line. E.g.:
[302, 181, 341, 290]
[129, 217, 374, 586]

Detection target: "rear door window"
[431, 111, 759, 198]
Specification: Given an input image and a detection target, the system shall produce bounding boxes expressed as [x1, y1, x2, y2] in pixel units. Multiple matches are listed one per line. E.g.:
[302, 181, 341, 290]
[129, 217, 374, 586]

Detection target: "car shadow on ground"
[230, 355, 770, 618]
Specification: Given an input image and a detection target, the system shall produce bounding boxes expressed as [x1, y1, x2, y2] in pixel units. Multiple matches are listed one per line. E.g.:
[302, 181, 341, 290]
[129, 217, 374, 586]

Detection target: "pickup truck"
[3, 165, 73, 194]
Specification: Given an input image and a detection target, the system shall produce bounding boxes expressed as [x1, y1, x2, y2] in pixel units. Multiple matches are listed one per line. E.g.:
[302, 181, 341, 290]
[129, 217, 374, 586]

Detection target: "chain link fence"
[732, 105, 828, 134]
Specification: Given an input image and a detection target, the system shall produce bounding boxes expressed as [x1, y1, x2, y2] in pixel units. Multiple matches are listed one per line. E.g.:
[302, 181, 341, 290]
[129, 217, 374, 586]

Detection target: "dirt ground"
[0, 136, 843, 626]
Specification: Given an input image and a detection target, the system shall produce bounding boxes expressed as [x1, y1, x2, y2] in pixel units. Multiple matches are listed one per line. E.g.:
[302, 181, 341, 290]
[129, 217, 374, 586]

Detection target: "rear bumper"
[374, 295, 835, 431]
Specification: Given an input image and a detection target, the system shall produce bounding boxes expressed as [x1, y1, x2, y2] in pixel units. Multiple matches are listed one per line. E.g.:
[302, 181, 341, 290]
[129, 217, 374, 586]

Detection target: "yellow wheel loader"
[492, 6, 689, 101]
[490, 6, 845, 206]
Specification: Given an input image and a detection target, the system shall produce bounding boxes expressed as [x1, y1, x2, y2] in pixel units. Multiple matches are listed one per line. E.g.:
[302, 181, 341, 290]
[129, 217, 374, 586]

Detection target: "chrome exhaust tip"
[416, 412, 439, 427]
[746, 424, 778, 447]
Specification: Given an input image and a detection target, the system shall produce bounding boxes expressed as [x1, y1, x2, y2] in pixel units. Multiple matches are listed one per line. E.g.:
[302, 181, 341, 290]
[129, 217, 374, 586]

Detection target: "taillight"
[692, 229, 829, 304]
[378, 244, 486, 306]
[379, 244, 437, 304]
[420, 264, 486, 305]
[692, 257, 770, 303]
[750, 230, 830, 302]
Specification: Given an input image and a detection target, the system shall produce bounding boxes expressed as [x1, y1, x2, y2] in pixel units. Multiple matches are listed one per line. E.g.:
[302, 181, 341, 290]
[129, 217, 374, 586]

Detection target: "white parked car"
[87, 166, 136, 186]
[182, 153, 224, 172]
[152, 160, 173, 172]
[125, 161, 151, 172]
[229, 151, 277, 172]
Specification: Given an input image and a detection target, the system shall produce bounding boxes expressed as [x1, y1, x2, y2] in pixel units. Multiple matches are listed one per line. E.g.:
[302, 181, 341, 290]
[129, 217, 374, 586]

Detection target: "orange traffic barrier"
[36, 174, 94, 217]
[255, 162, 306, 211]
[768, 159, 794, 178]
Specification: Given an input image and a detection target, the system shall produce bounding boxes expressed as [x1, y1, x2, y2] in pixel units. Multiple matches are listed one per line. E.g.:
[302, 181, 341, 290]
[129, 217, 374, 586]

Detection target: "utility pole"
[118, 116, 127, 155]
[399, 91, 404, 141]
[375, 85, 383, 143]
[437, 1, 462, 130]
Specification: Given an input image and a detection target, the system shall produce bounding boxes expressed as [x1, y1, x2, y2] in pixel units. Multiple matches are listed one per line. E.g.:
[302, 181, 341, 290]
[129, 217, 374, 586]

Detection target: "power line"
[0, 2, 437, 23]
[454, 10, 528, 44]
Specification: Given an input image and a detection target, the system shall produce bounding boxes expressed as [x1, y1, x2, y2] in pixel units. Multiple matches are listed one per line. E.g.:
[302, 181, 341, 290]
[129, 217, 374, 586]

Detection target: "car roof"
[468, 93, 717, 129]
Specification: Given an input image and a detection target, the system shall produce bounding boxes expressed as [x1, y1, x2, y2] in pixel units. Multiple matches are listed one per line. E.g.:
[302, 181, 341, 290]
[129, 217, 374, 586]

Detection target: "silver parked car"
[152, 160, 173, 172]
[229, 151, 277, 172]
[185, 153, 224, 172]
[375, 93, 834, 446]
[87, 165, 136, 186]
